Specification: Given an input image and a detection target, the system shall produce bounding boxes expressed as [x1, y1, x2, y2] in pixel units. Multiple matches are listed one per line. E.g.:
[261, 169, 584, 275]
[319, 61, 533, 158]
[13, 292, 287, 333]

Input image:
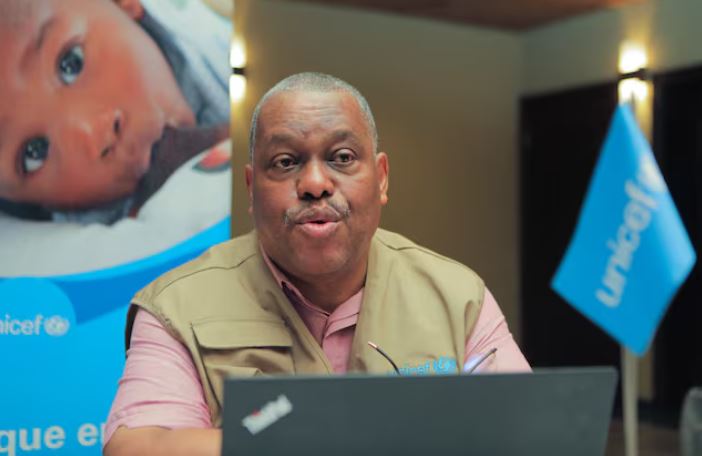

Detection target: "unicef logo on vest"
[0, 314, 70, 337]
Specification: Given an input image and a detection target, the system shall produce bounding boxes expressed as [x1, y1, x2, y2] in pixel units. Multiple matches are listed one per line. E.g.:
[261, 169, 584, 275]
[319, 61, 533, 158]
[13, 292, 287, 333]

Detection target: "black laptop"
[221, 367, 617, 456]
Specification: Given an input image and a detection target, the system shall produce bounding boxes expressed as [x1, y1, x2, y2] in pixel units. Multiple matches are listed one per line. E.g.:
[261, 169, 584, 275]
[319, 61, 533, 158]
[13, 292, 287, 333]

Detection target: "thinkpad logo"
[242, 395, 293, 435]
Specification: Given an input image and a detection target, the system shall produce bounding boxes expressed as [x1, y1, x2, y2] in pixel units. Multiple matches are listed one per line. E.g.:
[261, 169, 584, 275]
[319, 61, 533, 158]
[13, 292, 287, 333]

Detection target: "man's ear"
[376, 152, 389, 206]
[114, 0, 144, 20]
[245, 164, 254, 216]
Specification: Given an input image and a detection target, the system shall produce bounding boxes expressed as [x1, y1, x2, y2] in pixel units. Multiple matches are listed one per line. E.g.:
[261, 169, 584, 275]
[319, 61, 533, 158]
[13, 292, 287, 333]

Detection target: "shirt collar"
[259, 244, 363, 319]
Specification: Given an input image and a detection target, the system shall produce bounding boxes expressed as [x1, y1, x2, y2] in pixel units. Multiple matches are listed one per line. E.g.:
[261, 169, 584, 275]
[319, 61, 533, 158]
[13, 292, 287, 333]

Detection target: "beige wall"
[232, 0, 524, 339]
[522, 0, 702, 96]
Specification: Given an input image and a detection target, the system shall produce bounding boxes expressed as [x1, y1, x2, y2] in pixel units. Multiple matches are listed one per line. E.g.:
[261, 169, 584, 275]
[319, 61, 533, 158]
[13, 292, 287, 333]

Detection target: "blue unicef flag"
[552, 104, 696, 355]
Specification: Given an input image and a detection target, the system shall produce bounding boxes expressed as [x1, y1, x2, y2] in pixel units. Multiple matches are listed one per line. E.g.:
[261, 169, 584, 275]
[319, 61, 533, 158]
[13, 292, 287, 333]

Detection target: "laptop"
[221, 367, 617, 456]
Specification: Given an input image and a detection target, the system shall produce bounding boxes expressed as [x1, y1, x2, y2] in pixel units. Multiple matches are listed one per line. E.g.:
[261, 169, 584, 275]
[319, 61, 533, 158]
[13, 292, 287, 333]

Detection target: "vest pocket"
[192, 318, 296, 410]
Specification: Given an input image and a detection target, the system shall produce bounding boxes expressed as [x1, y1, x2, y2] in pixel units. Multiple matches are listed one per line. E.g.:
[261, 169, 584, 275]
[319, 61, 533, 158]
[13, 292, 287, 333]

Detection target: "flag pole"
[622, 346, 639, 456]
[620, 84, 648, 456]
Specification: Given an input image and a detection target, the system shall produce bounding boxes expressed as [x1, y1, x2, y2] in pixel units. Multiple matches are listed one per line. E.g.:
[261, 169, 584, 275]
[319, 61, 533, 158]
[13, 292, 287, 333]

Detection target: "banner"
[0, 0, 233, 454]
[552, 104, 696, 355]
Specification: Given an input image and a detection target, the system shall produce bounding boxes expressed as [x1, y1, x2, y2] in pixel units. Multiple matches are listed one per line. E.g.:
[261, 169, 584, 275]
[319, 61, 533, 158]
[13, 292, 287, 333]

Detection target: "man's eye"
[57, 44, 84, 85]
[332, 151, 355, 164]
[20, 137, 49, 174]
[273, 156, 297, 169]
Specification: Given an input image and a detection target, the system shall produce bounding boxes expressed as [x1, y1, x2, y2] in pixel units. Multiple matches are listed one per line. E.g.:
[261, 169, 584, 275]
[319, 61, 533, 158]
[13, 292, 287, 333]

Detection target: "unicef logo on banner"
[0, 314, 70, 337]
[0, 279, 76, 341]
[43, 316, 71, 337]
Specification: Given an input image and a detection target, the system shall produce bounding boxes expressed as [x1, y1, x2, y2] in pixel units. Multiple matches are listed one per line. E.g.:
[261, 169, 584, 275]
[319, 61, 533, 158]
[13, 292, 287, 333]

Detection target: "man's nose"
[297, 159, 334, 200]
[54, 109, 124, 160]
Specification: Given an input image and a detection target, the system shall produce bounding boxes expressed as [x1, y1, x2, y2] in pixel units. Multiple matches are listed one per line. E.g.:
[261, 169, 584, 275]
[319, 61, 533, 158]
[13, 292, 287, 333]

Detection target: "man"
[104, 73, 530, 456]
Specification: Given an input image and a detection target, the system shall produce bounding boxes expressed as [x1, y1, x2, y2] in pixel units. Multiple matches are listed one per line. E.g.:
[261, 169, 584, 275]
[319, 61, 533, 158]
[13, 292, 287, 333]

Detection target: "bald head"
[249, 72, 378, 161]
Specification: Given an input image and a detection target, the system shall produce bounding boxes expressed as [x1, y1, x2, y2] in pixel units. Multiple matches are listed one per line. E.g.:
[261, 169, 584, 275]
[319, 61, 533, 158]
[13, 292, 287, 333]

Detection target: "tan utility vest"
[128, 228, 485, 425]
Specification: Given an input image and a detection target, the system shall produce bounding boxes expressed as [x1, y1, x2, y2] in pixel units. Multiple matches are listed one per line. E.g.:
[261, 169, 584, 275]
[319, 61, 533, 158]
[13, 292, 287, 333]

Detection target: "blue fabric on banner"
[551, 104, 696, 355]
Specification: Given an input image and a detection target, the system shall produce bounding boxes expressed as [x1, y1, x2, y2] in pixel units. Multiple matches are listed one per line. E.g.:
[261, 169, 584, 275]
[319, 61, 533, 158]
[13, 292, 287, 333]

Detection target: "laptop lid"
[221, 367, 617, 456]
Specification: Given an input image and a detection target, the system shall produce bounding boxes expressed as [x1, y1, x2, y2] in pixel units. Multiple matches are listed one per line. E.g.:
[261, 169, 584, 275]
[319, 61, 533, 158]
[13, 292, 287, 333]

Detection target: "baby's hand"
[113, 0, 144, 20]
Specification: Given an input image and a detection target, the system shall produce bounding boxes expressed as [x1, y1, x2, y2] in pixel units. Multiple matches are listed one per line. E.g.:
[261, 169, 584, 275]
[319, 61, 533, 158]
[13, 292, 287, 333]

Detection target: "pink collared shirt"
[105, 253, 530, 445]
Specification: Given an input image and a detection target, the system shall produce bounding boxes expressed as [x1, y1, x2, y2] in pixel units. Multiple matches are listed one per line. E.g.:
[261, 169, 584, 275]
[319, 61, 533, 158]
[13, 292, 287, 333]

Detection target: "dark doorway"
[520, 82, 620, 370]
[653, 66, 702, 412]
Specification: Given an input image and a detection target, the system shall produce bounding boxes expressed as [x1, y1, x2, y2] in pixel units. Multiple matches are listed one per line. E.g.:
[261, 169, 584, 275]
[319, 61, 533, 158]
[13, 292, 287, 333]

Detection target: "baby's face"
[0, 0, 195, 209]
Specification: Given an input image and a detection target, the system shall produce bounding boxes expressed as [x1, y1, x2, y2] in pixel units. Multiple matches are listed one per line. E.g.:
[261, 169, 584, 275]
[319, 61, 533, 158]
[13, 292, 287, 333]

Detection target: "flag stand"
[622, 347, 639, 456]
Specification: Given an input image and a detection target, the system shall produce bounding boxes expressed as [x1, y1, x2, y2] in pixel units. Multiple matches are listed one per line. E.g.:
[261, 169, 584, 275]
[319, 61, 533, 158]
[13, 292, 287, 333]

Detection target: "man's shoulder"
[135, 231, 259, 302]
[373, 228, 484, 285]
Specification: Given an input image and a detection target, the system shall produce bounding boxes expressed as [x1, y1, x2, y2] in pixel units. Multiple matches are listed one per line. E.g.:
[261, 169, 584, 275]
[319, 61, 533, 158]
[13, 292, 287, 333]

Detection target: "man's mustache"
[284, 199, 351, 226]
